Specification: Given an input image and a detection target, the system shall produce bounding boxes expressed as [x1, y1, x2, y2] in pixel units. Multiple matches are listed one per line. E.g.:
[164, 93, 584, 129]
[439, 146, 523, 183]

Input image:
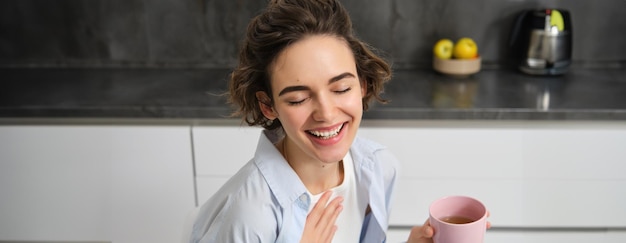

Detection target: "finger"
[409, 223, 434, 241]
[320, 206, 341, 243]
[322, 225, 338, 243]
[486, 221, 492, 229]
[318, 198, 342, 241]
[422, 219, 434, 237]
[422, 224, 434, 238]
[313, 191, 333, 212]
[316, 196, 343, 228]
[307, 191, 333, 223]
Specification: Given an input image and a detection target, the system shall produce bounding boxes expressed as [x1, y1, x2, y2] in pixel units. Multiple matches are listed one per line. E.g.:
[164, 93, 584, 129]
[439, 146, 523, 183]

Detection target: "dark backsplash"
[1, 0, 625, 69]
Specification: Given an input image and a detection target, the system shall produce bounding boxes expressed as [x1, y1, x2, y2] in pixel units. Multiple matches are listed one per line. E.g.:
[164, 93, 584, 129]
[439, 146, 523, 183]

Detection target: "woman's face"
[260, 35, 365, 164]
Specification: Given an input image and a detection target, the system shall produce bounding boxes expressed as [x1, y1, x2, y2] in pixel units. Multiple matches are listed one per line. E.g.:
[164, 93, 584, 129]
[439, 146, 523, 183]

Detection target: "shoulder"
[191, 161, 281, 242]
[353, 136, 400, 171]
[351, 136, 400, 190]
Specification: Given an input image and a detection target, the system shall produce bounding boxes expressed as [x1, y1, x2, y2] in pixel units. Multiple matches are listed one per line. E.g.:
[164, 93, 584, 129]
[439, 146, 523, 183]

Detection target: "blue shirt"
[190, 129, 399, 243]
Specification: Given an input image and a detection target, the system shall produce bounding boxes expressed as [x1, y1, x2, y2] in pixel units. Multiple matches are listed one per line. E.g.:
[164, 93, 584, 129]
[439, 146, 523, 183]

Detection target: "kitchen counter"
[2, 66, 626, 121]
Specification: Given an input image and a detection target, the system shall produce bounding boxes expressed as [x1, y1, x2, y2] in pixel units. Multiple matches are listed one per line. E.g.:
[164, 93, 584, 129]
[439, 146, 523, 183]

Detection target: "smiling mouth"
[307, 123, 345, 140]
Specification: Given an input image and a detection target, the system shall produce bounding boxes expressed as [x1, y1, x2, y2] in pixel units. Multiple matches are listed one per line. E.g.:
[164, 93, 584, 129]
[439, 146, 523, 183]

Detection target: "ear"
[256, 91, 278, 120]
[360, 77, 368, 98]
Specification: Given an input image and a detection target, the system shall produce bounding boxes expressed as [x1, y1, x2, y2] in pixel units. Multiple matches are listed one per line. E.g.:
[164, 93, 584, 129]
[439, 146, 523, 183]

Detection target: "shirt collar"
[350, 136, 381, 174]
[350, 136, 391, 233]
[254, 129, 308, 209]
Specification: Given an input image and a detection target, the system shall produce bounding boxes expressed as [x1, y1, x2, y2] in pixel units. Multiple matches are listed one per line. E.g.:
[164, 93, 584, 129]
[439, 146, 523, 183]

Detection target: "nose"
[312, 95, 337, 122]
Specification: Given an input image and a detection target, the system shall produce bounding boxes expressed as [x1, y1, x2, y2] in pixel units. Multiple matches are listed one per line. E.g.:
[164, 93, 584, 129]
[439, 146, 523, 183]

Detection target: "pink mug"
[428, 195, 487, 243]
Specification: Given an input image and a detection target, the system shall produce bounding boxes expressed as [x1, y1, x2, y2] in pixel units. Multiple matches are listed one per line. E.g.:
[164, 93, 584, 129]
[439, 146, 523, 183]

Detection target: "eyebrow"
[278, 72, 356, 96]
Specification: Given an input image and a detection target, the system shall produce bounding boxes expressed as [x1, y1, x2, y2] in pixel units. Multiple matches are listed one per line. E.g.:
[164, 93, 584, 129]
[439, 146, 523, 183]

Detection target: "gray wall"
[1, 0, 625, 69]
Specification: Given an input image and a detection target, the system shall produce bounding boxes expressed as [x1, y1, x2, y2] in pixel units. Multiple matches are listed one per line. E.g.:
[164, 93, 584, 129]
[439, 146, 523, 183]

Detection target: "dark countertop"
[2, 66, 626, 121]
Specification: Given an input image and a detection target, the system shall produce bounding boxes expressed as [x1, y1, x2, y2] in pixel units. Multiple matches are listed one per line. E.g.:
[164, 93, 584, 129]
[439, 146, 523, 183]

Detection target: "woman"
[190, 0, 437, 242]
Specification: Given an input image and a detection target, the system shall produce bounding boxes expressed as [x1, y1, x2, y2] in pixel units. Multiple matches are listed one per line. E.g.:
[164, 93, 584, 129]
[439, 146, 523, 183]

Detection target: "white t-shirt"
[307, 151, 364, 243]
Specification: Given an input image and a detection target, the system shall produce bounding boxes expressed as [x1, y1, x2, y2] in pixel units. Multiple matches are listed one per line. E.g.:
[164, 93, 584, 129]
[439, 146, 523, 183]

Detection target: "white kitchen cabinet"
[192, 125, 262, 205]
[359, 120, 626, 242]
[357, 120, 626, 228]
[0, 125, 195, 243]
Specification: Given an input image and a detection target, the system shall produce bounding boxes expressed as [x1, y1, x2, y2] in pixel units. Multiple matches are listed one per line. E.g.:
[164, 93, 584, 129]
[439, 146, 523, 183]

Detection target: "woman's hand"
[407, 212, 491, 243]
[406, 219, 434, 243]
[300, 191, 343, 243]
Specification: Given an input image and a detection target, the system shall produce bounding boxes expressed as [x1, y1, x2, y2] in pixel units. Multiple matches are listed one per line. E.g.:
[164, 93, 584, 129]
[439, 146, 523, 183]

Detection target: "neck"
[280, 138, 344, 195]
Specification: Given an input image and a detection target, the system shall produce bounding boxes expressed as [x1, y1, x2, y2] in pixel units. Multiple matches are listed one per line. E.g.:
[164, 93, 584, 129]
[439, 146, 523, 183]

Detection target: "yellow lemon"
[433, 38, 454, 59]
[453, 37, 478, 59]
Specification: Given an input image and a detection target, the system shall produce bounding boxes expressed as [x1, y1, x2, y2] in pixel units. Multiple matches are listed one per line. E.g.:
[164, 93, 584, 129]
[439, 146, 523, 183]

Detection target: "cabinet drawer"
[387, 229, 626, 243]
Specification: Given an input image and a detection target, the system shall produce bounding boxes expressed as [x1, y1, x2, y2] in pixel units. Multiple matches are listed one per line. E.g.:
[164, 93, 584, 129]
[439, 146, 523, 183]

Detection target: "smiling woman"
[187, 0, 433, 243]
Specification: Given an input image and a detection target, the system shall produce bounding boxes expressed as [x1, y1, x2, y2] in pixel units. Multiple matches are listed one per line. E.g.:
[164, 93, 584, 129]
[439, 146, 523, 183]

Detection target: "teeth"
[308, 124, 343, 139]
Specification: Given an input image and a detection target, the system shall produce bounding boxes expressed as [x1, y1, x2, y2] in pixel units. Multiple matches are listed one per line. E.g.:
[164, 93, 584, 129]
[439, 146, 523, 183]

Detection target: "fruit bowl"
[433, 56, 481, 78]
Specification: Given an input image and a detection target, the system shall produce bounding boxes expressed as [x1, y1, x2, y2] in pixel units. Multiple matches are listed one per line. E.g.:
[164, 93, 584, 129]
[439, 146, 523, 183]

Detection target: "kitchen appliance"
[509, 9, 572, 75]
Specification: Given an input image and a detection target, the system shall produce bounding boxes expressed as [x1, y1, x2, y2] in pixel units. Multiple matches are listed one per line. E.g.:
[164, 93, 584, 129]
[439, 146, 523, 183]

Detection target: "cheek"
[345, 92, 365, 111]
[277, 107, 309, 127]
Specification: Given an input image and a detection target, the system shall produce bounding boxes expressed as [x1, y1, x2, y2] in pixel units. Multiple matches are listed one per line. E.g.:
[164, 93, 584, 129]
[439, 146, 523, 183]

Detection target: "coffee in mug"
[439, 215, 475, 224]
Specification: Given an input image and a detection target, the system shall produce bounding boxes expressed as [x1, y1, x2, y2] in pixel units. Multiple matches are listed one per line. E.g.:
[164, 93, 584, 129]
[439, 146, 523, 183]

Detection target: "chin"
[317, 143, 352, 163]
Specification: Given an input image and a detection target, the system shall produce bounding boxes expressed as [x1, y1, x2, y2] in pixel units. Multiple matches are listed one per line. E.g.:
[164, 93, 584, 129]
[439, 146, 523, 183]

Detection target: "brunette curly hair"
[228, 0, 391, 130]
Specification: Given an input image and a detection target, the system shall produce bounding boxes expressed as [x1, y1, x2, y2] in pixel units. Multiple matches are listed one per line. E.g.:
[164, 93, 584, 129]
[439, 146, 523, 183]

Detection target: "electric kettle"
[509, 9, 572, 75]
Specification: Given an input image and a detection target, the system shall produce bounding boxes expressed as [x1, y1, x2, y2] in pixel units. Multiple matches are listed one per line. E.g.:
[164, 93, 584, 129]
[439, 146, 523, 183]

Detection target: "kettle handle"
[509, 10, 530, 48]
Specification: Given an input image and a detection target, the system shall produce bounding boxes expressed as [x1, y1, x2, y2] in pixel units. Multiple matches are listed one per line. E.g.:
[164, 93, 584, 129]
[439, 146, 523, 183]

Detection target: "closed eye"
[335, 87, 352, 94]
[287, 97, 309, 106]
